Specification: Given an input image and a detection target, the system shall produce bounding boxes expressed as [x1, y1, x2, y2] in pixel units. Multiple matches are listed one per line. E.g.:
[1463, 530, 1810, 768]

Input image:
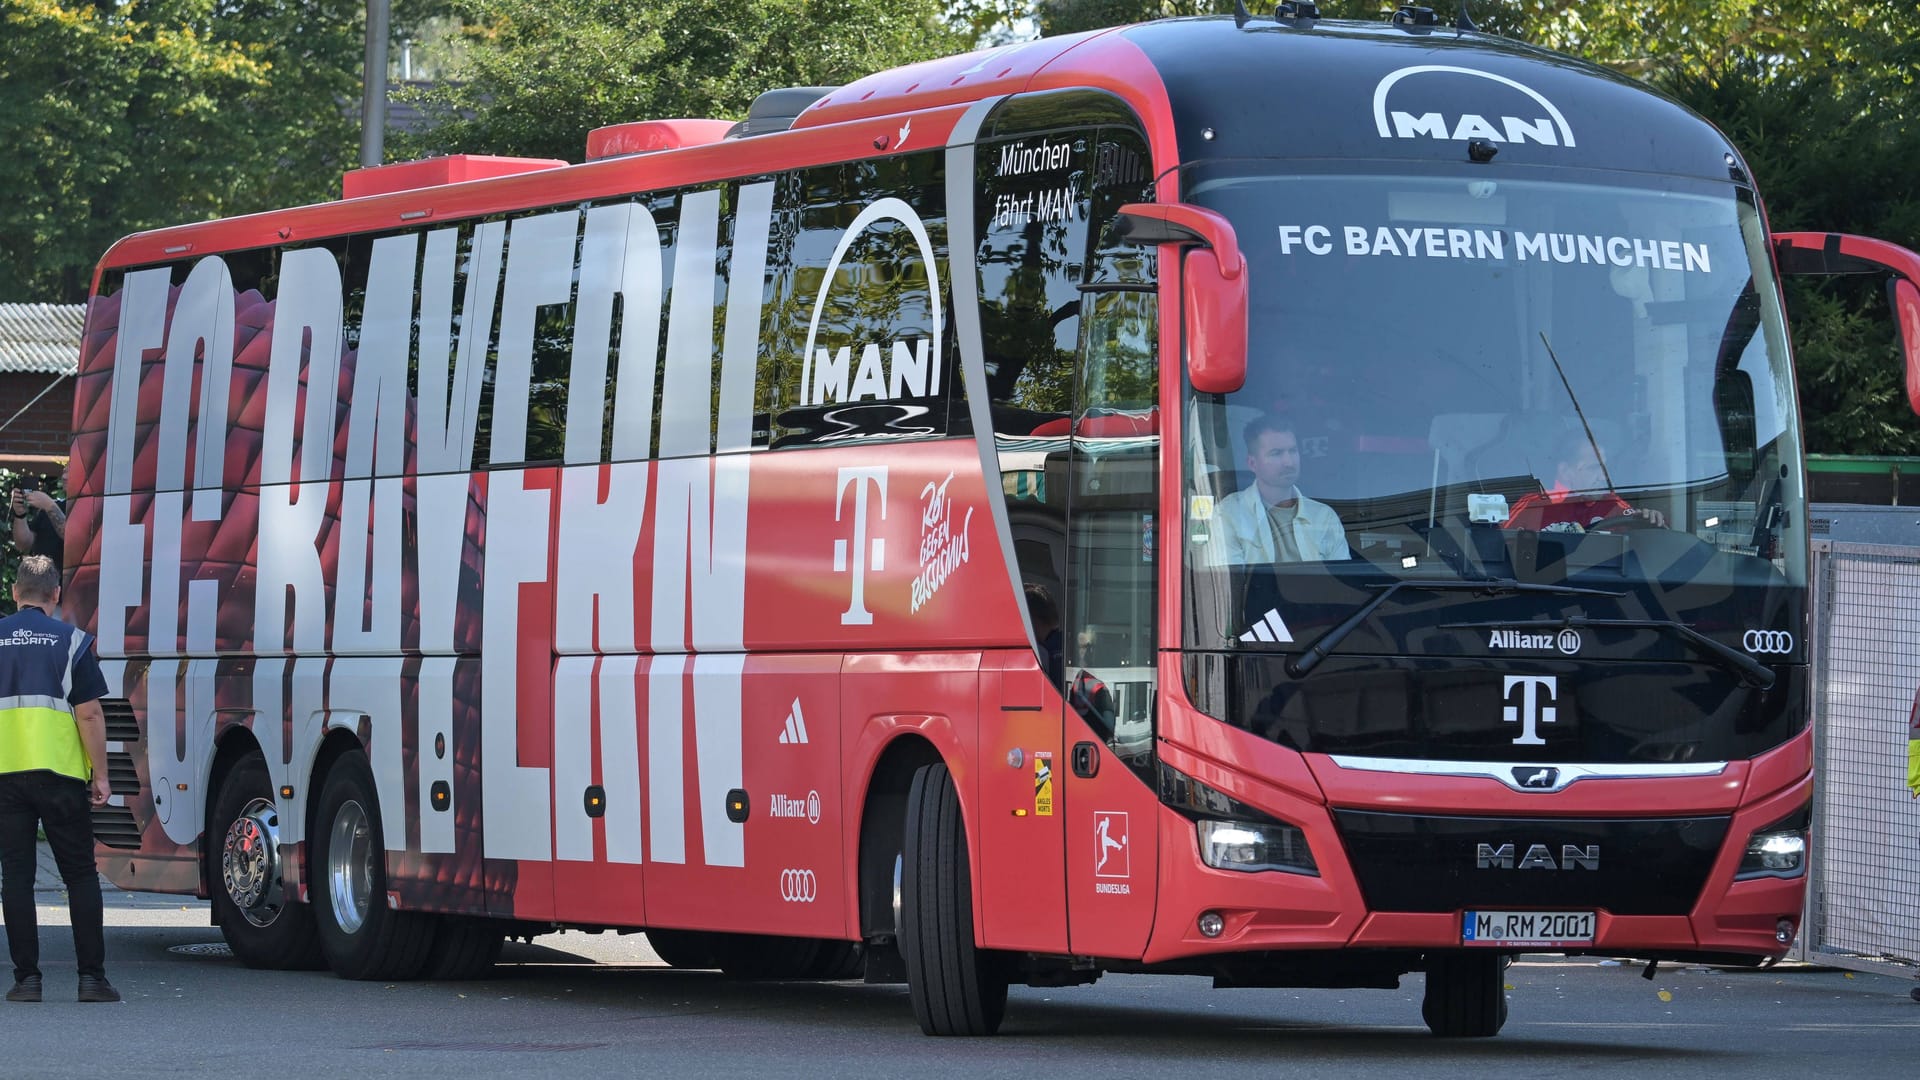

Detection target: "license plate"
[1462, 910, 1595, 946]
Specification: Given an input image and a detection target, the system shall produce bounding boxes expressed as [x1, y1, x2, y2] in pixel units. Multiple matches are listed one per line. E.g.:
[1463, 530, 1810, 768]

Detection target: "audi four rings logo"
[781, 869, 818, 902]
[1743, 630, 1794, 654]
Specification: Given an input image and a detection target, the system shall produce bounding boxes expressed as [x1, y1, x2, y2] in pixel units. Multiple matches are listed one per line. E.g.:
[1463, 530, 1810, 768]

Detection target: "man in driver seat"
[1215, 414, 1349, 563]
[1505, 439, 1666, 533]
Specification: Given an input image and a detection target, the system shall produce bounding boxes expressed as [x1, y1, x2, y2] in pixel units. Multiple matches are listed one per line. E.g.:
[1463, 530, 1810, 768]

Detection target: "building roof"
[0, 304, 84, 375]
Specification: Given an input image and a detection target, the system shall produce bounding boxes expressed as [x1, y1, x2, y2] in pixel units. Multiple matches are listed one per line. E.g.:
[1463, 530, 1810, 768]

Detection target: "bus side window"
[768, 152, 955, 449]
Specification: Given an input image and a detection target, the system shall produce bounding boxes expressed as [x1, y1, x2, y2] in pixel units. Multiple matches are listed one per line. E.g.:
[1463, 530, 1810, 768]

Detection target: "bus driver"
[1213, 414, 1350, 564]
[1504, 439, 1667, 533]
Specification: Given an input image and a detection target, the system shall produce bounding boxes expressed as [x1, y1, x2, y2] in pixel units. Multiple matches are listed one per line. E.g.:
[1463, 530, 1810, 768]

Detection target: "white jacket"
[1209, 485, 1350, 564]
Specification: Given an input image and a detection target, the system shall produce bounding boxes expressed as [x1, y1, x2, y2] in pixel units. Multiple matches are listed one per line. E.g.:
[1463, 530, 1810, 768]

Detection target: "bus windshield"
[1179, 166, 1804, 654]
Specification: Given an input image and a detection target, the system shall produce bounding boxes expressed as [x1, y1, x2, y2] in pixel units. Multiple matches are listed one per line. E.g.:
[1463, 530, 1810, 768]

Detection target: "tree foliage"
[395, 0, 968, 162]
[0, 0, 429, 303]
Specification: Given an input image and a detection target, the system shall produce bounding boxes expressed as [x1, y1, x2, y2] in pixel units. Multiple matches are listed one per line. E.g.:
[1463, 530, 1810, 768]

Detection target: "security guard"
[0, 554, 117, 1003]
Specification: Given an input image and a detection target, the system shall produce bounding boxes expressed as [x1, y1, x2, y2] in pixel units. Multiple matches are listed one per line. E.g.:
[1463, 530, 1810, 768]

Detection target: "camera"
[16, 477, 36, 493]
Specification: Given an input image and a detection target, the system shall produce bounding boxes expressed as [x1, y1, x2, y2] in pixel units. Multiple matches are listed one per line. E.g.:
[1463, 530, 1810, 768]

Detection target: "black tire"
[646, 929, 720, 970]
[208, 756, 324, 969]
[424, 916, 504, 979]
[900, 762, 1008, 1035]
[1421, 951, 1509, 1037]
[311, 750, 436, 980]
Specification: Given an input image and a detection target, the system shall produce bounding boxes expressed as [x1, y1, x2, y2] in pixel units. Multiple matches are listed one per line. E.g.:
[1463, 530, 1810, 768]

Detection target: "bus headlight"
[1197, 818, 1317, 876]
[1736, 804, 1810, 880]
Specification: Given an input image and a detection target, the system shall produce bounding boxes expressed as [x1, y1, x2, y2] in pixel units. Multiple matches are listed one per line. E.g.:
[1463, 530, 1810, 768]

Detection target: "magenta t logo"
[1503, 674, 1558, 746]
[834, 466, 888, 625]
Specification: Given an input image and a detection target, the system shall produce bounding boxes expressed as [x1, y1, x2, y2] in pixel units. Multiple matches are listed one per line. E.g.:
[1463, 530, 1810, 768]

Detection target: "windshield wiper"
[1446, 616, 1776, 690]
[1286, 578, 1626, 679]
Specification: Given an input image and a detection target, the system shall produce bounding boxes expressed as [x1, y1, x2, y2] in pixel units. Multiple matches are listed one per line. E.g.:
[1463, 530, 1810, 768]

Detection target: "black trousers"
[0, 771, 106, 980]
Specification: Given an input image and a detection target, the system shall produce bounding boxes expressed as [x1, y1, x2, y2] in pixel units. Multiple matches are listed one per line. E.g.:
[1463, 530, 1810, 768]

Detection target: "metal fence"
[1799, 539, 1920, 979]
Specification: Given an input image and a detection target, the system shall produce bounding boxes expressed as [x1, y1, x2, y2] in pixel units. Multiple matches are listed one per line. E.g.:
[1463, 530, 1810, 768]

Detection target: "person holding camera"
[9, 478, 65, 574]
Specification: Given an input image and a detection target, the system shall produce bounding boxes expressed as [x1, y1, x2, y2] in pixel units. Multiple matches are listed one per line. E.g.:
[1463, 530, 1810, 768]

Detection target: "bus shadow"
[473, 962, 1733, 1062]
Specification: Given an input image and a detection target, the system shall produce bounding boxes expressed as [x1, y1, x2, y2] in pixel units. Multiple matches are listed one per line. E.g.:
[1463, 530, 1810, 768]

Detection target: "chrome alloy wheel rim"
[327, 799, 373, 935]
[222, 798, 285, 928]
[892, 853, 904, 937]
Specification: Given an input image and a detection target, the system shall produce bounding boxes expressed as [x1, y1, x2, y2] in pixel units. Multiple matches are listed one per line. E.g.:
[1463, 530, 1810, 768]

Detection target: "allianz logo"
[1488, 629, 1582, 655]
[769, 789, 822, 825]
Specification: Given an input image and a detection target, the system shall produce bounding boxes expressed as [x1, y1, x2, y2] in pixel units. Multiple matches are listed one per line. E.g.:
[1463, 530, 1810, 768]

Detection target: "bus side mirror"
[1774, 231, 1920, 417]
[1114, 203, 1248, 394]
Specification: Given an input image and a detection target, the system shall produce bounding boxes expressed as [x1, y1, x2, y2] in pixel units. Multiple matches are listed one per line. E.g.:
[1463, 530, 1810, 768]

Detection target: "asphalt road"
[1, 858, 1915, 1079]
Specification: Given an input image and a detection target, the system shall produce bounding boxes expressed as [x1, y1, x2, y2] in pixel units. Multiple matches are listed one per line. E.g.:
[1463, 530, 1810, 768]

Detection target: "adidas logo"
[778, 698, 809, 745]
[1239, 608, 1293, 644]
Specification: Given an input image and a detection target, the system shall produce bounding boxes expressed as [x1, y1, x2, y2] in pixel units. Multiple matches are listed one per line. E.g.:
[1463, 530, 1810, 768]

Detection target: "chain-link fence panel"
[1804, 540, 1920, 979]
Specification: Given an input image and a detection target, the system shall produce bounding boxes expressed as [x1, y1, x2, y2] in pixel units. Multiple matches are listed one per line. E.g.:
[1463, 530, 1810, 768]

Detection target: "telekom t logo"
[1502, 675, 1557, 745]
[834, 466, 888, 625]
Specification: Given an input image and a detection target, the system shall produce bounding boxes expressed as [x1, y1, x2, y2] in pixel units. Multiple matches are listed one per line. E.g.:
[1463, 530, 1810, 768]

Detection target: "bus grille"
[101, 698, 139, 743]
[1332, 810, 1730, 916]
[92, 806, 142, 850]
[106, 755, 140, 797]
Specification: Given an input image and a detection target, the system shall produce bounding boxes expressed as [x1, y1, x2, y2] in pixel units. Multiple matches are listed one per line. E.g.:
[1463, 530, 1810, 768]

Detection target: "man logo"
[799, 198, 944, 408]
[1373, 65, 1576, 148]
[780, 868, 818, 902]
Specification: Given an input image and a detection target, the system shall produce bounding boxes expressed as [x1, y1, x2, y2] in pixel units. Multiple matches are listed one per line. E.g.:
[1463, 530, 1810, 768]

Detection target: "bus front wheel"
[899, 762, 1008, 1035]
[1421, 951, 1509, 1037]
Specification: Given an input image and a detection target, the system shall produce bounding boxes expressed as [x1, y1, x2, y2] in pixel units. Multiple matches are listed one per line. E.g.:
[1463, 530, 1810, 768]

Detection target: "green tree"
[1, 0, 439, 303]
[396, 0, 968, 162]
[1, 0, 272, 301]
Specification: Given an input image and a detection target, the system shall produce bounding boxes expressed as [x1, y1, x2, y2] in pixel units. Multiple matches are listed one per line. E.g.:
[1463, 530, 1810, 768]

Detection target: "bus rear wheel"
[1421, 951, 1509, 1037]
[311, 750, 436, 980]
[424, 915, 504, 979]
[900, 762, 1007, 1035]
[208, 756, 323, 969]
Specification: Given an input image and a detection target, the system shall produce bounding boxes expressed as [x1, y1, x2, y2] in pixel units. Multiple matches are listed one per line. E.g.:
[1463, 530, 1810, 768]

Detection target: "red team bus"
[64, 11, 1920, 1037]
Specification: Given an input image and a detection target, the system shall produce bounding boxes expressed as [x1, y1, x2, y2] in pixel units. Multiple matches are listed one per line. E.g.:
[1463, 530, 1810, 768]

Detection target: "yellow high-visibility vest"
[0, 611, 92, 783]
[1908, 694, 1919, 799]
[0, 695, 89, 782]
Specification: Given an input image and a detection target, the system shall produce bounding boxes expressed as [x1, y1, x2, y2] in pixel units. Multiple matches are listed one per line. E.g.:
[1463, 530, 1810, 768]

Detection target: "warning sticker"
[1034, 752, 1054, 817]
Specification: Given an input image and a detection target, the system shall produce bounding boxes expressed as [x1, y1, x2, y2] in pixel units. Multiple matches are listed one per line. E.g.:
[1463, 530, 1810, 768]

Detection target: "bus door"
[1060, 282, 1163, 960]
[977, 648, 1067, 951]
[973, 109, 1161, 957]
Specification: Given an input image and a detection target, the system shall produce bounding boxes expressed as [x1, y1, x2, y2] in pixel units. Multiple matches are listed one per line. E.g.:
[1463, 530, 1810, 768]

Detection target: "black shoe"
[76, 975, 120, 1003]
[6, 975, 41, 1003]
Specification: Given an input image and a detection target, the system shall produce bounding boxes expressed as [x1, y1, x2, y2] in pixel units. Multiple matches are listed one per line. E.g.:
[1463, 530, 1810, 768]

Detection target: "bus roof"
[1115, 17, 1741, 181]
[93, 16, 1745, 279]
